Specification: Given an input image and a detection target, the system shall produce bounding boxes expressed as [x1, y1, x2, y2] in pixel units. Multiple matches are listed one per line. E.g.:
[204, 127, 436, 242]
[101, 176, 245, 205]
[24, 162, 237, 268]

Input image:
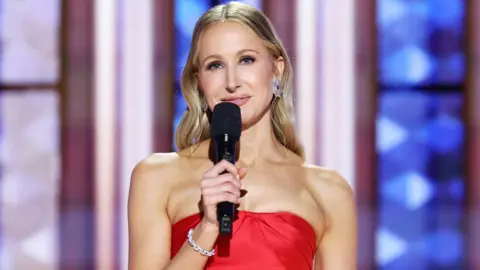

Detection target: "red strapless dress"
[171, 210, 316, 269]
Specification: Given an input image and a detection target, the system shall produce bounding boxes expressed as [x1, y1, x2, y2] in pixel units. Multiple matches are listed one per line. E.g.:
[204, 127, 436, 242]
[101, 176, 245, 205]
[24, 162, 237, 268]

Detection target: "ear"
[274, 56, 285, 78]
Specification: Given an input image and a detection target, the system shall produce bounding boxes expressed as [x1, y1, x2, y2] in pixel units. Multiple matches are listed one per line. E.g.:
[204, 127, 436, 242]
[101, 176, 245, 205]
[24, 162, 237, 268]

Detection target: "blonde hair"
[175, 1, 305, 159]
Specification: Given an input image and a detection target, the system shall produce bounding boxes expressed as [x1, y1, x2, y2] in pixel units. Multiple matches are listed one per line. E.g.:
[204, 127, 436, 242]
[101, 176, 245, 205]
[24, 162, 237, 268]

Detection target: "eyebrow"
[201, 49, 260, 65]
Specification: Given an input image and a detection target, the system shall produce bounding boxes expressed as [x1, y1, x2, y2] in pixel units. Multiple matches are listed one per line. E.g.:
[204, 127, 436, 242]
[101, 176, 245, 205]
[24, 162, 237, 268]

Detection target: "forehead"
[197, 21, 267, 57]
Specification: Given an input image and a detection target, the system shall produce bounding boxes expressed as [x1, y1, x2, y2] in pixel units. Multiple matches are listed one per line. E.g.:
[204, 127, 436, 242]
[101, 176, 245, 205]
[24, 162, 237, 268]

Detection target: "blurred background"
[0, 0, 479, 269]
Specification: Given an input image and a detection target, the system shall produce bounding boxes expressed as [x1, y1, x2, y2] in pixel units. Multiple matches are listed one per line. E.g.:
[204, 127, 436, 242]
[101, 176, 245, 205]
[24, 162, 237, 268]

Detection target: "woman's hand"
[199, 160, 247, 231]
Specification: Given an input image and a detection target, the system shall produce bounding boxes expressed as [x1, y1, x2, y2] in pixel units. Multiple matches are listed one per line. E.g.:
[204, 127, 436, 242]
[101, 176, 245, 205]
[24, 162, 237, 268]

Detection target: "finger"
[214, 193, 240, 204]
[203, 193, 239, 205]
[237, 167, 248, 180]
[203, 160, 238, 178]
[201, 173, 241, 189]
[202, 183, 241, 197]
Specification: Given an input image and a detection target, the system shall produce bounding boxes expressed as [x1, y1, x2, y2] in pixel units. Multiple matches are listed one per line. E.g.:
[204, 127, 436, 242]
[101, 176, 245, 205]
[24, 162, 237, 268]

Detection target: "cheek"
[198, 73, 223, 99]
[242, 69, 273, 95]
[243, 85, 273, 117]
[253, 79, 274, 103]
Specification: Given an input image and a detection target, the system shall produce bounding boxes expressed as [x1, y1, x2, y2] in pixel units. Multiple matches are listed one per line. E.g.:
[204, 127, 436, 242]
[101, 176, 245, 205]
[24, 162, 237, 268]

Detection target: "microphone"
[210, 102, 242, 235]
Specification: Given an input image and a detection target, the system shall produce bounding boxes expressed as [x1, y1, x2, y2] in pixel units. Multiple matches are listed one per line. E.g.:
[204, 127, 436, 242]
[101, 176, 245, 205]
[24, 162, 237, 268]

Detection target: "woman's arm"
[311, 170, 357, 270]
[127, 154, 219, 270]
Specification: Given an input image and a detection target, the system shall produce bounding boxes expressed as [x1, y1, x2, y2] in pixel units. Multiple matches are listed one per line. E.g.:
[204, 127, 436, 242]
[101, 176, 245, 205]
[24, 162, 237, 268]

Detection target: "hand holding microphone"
[200, 102, 243, 235]
[199, 161, 247, 231]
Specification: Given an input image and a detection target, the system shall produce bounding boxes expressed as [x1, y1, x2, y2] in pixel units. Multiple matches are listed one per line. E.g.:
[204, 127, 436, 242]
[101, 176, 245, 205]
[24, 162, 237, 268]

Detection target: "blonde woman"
[128, 2, 357, 269]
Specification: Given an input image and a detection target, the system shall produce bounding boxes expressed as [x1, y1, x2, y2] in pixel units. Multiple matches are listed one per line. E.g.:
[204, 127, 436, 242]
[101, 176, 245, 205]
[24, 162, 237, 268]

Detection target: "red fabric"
[171, 211, 316, 269]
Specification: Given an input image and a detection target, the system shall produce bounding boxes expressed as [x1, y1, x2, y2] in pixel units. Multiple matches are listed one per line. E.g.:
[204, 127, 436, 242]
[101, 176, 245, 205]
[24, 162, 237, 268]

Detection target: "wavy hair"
[174, 1, 304, 159]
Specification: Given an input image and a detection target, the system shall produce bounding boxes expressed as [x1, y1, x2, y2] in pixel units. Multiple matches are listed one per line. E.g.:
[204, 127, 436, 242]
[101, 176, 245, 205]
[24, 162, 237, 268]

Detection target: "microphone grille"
[210, 102, 242, 139]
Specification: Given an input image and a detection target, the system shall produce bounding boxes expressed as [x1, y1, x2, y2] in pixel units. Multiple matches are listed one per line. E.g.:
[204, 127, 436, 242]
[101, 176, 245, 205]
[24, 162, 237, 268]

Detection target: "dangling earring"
[272, 78, 282, 98]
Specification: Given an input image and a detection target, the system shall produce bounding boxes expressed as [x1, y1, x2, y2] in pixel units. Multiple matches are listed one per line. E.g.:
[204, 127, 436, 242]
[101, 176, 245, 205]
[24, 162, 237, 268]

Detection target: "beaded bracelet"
[187, 228, 216, 257]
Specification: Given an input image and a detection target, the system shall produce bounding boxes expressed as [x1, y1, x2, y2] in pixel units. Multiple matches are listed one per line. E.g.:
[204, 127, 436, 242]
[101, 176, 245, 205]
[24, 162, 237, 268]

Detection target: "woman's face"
[196, 21, 284, 127]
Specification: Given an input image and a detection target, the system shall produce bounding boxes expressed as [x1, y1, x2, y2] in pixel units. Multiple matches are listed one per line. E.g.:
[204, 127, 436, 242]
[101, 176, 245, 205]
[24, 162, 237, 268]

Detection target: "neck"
[235, 110, 284, 167]
[189, 109, 288, 166]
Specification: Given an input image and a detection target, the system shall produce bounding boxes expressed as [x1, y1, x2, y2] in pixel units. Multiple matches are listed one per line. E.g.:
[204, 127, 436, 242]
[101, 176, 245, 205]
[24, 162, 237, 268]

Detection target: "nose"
[225, 66, 241, 93]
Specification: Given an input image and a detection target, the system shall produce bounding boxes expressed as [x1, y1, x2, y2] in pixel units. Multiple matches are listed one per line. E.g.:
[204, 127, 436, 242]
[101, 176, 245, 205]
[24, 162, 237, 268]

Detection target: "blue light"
[376, 91, 465, 269]
[173, 0, 210, 150]
[377, 0, 465, 85]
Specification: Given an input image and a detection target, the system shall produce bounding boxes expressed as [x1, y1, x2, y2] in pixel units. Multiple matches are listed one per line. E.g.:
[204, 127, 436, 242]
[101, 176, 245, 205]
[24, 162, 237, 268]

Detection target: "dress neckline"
[171, 210, 316, 236]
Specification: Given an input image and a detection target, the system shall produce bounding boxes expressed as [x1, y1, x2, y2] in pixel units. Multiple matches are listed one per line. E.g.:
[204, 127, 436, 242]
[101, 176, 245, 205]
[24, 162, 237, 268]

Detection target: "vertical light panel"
[263, 0, 296, 73]
[94, 0, 117, 268]
[376, 0, 466, 269]
[0, 92, 60, 270]
[354, 0, 377, 268]
[295, 0, 316, 163]
[467, 0, 480, 267]
[153, 0, 175, 152]
[316, 0, 356, 188]
[59, 0, 97, 267]
[119, 0, 154, 268]
[0, 0, 62, 269]
[0, 0, 60, 84]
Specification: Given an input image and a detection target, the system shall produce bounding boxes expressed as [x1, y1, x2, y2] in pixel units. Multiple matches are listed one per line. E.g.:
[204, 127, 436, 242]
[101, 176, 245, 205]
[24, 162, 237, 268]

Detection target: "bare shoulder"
[128, 152, 185, 205]
[302, 164, 356, 225]
[131, 152, 181, 178]
[303, 164, 354, 198]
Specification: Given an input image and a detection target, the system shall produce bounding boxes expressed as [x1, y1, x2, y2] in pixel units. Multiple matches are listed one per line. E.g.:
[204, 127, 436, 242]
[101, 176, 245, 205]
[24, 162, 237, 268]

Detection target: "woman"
[128, 2, 357, 269]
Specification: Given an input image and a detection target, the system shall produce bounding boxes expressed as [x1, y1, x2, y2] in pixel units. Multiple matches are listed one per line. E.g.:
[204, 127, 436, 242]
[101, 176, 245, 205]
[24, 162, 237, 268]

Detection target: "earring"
[272, 78, 282, 97]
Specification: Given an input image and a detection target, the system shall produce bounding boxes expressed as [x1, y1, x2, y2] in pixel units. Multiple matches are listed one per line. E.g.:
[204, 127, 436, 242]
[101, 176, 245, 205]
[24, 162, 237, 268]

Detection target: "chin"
[238, 101, 271, 125]
[240, 112, 265, 130]
[240, 115, 254, 127]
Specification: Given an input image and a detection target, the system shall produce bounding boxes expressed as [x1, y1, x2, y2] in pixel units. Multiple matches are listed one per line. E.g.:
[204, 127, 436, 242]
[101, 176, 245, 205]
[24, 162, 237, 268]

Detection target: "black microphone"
[210, 102, 242, 235]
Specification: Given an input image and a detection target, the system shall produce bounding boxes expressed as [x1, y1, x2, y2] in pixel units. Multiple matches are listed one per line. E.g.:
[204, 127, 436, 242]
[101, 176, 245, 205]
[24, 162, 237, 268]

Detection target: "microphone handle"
[217, 201, 236, 234]
[214, 134, 237, 235]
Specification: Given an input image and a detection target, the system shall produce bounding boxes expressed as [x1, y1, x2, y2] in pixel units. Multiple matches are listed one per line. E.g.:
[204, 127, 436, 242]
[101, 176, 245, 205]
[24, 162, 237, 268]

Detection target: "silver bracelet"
[187, 228, 216, 257]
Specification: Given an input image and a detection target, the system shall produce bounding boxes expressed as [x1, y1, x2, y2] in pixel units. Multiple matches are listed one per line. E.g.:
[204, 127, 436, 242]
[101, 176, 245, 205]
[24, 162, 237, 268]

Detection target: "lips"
[222, 96, 251, 106]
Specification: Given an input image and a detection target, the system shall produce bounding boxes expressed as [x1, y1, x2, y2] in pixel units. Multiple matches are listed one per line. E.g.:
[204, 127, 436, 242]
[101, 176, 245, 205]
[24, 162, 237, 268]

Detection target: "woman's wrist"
[197, 219, 219, 235]
[184, 220, 219, 257]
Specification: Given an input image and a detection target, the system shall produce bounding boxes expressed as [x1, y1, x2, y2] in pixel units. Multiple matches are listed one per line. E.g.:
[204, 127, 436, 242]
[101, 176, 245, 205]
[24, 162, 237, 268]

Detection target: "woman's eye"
[206, 62, 222, 70]
[240, 56, 255, 64]
[206, 57, 255, 70]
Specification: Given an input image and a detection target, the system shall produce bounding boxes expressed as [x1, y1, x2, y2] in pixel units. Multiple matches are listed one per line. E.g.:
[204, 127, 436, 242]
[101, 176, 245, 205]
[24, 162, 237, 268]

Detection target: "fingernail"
[236, 174, 240, 179]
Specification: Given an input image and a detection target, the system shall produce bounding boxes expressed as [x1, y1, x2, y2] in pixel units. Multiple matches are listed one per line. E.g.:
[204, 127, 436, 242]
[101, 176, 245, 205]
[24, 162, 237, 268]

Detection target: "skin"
[128, 21, 357, 270]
